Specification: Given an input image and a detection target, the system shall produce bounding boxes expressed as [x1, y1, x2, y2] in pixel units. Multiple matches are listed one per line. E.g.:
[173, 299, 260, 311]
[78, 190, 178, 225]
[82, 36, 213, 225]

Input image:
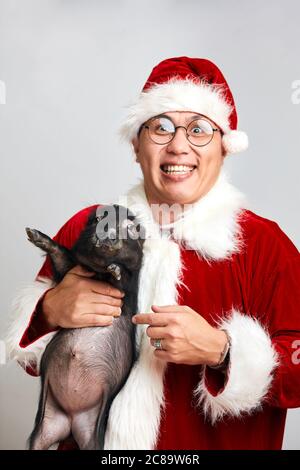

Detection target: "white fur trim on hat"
[222, 130, 249, 154]
[120, 77, 232, 141]
[119, 77, 248, 154]
[194, 310, 279, 424]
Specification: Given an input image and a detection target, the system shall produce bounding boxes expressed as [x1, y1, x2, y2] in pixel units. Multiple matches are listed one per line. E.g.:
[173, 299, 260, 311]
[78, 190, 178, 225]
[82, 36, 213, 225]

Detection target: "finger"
[90, 280, 125, 298]
[150, 338, 169, 350]
[82, 304, 122, 317]
[151, 305, 183, 312]
[153, 349, 171, 362]
[89, 293, 123, 307]
[132, 313, 170, 326]
[146, 326, 168, 339]
[79, 314, 114, 327]
[68, 265, 95, 277]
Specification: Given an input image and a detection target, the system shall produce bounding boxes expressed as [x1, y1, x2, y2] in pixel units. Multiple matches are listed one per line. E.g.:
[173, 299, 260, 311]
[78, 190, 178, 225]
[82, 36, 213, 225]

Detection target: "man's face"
[132, 111, 226, 207]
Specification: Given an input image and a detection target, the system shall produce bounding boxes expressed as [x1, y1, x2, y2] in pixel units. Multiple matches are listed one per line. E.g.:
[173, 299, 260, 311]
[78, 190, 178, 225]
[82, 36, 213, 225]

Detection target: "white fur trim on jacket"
[104, 172, 246, 448]
[118, 170, 247, 261]
[104, 237, 182, 449]
[5, 277, 56, 374]
[119, 77, 248, 154]
[194, 310, 279, 424]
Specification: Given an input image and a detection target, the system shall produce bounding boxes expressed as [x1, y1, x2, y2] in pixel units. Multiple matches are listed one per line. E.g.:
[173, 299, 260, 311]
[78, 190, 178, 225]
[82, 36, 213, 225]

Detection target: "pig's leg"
[26, 228, 74, 278]
[71, 404, 103, 450]
[30, 387, 71, 450]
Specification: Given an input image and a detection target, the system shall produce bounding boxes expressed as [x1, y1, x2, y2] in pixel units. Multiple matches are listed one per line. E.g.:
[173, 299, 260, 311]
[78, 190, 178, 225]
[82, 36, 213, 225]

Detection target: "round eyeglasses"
[140, 115, 221, 147]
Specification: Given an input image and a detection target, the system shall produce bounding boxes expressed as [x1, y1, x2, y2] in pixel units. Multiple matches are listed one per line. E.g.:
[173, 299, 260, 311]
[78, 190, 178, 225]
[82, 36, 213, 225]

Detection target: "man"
[6, 57, 300, 449]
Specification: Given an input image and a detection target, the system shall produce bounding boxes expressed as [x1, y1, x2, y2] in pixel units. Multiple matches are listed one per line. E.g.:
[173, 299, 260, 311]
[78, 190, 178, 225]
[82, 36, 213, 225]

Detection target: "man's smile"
[160, 163, 197, 181]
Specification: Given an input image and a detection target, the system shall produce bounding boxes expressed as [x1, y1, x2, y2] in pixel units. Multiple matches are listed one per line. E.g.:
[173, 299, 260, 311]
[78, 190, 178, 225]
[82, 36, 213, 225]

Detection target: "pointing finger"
[151, 305, 182, 312]
[132, 313, 170, 326]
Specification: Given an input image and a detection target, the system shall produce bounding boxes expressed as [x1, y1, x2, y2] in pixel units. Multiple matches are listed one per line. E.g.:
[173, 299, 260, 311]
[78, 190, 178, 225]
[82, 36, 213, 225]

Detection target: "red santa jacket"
[6, 173, 300, 450]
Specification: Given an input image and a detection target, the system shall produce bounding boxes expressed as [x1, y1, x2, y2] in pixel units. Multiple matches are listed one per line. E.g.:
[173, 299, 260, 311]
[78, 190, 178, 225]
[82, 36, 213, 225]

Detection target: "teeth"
[162, 165, 195, 174]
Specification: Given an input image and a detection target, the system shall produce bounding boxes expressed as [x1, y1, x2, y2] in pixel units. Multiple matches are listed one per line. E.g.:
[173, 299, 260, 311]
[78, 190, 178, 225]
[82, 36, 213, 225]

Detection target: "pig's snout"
[95, 228, 123, 252]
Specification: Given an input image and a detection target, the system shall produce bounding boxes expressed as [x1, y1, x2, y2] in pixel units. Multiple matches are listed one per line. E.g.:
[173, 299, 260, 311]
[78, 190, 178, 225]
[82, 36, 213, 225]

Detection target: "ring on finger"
[153, 338, 164, 350]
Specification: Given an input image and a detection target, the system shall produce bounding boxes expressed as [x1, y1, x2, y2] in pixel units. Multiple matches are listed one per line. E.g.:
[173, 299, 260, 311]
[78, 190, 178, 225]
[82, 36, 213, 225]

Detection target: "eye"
[152, 117, 174, 135]
[122, 219, 137, 235]
[156, 124, 169, 133]
[124, 219, 135, 229]
[190, 126, 204, 134]
[188, 119, 213, 136]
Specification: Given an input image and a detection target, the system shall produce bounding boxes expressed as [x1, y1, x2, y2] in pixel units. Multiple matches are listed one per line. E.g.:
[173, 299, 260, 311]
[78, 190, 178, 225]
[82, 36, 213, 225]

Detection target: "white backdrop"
[0, 0, 299, 449]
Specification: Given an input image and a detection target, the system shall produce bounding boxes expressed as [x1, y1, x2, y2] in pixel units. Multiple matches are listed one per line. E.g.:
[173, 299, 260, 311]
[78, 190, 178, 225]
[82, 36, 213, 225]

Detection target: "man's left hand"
[132, 305, 227, 366]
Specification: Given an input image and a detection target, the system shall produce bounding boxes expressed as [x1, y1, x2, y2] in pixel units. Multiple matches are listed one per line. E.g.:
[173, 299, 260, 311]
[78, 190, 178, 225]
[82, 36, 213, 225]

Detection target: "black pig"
[26, 204, 145, 450]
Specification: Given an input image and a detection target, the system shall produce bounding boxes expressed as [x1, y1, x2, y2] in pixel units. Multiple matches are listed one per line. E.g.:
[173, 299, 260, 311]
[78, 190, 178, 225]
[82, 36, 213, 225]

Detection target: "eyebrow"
[158, 113, 204, 122]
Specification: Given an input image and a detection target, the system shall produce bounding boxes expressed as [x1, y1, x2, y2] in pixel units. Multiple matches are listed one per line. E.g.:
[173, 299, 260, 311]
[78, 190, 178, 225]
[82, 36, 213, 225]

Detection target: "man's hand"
[42, 265, 125, 329]
[132, 305, 227, 366]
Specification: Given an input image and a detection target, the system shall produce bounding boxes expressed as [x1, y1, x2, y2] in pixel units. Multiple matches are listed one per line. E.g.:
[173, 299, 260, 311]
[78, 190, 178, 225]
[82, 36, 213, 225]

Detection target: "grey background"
[0, 0, 299, 449]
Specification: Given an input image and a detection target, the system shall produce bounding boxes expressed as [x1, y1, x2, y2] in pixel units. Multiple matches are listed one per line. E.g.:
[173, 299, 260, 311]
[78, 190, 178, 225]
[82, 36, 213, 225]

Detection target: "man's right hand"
[42, 265, 125, 329]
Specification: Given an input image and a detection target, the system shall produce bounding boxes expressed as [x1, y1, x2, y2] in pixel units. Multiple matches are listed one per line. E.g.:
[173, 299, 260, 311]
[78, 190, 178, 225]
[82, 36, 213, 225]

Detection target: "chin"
[159, 189, 196, 206]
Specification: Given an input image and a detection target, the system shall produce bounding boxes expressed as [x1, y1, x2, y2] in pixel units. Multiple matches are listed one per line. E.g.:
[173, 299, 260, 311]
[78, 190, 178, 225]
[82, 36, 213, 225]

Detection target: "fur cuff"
[5, 277, 56, 374]
[194, 310, 279, 423]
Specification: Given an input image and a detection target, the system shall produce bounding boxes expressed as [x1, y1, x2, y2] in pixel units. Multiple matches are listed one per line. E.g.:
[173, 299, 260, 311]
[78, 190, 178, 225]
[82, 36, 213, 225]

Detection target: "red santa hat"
[120, 56, 248, 154]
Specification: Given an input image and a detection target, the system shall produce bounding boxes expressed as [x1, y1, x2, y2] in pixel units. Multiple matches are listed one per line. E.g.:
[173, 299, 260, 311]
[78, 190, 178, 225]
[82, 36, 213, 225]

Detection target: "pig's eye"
[122, 219, 137, 235]
[129, 224, 139, 237]
[122, 219, 132, 228]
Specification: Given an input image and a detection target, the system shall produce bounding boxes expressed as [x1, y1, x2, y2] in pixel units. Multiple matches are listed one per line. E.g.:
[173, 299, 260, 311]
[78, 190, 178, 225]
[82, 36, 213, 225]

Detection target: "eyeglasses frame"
[139, 114, 222, 147]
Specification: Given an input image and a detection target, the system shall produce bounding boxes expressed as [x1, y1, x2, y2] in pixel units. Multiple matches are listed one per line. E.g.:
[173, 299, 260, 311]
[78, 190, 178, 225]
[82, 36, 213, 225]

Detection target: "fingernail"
[132, 316, 136, 324]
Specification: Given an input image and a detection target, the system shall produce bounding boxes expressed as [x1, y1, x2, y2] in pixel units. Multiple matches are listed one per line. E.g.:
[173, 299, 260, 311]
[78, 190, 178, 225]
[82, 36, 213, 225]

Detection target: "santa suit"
[6, 172, 300, 450]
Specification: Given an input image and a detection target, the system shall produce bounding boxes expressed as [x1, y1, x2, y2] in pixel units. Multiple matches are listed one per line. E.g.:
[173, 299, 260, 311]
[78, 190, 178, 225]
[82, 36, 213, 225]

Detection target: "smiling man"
[133, 111, 225, 206]
[6, 56, 300, 450]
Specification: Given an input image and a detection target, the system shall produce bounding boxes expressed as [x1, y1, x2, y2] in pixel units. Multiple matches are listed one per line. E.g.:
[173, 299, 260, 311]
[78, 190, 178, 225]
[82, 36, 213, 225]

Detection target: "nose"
[166, 127, 190, 154]
[95, 228, 122, 250]
[96, 227, 116, 241]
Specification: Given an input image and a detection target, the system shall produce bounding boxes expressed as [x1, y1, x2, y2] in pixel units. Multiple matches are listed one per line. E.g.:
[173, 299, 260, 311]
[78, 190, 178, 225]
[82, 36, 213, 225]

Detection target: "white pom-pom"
[222, 130, 249, 154]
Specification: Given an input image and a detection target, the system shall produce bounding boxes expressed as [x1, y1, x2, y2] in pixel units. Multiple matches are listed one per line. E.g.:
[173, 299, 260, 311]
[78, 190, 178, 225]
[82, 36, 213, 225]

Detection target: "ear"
[221, 142, 227, 159]
[131, 136, 140, 162]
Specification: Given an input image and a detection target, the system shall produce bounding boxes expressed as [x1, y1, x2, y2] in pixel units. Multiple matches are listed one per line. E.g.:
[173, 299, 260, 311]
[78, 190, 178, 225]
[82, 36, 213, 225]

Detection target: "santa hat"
[120, 56, 248, 154]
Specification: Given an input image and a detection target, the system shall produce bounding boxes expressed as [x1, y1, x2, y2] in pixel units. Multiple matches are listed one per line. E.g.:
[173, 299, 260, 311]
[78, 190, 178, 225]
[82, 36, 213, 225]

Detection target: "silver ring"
[153, 338, 163, 350]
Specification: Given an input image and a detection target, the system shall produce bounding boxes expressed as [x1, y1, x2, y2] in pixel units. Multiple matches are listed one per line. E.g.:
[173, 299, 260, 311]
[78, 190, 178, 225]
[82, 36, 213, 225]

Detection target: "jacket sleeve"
[195, 223, 300, 423]
[5, 205, 98, 376]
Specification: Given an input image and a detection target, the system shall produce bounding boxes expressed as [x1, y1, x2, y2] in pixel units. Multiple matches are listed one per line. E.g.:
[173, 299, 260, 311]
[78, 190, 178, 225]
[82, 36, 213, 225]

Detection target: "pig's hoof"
[107, 263, 121, 281]
[25, 228, 50, 250]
